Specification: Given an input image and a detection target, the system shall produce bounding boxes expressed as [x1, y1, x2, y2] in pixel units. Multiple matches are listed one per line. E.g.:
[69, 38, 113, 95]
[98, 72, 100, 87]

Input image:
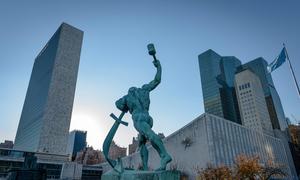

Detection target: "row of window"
[241, 97, 253, 104]
[240, 93, 252, 99]
[240, 90, 252, 96]
[239, 82, 251, 91]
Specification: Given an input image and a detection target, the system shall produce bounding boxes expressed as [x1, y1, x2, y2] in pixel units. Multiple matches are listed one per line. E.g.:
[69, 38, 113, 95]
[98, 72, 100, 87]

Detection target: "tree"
[196, 154, 287, 180]
[196, 164, 232, 180]
[234, 155, 262, 179]
[259, 160, 287, 180]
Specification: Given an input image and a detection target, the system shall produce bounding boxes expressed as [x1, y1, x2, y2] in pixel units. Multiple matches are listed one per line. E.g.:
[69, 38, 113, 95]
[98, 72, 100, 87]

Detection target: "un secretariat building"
[14, 23, 83, 155]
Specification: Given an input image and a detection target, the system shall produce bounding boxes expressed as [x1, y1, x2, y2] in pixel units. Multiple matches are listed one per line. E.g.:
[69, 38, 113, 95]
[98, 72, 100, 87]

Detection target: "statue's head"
[128, 87, 137, 95]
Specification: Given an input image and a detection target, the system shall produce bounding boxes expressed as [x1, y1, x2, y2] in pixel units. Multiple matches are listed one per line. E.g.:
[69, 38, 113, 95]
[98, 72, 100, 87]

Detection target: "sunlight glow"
[70, 110, 107, 150]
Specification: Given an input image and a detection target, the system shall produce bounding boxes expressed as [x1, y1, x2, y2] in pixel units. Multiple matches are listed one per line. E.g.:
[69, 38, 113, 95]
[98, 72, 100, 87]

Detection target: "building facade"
[0, 140, 13, 149]
[288, 124, 300, 175]
[108, 141, 127, 161]
[235, 69, 273, 136]
[242, 58, 288, 131]
[0, 148, 102, 179]
[75, 147, 105, 165]
[289, 124, 300, 146]
[199, 50, 288, 132]
[67, 130, 87, 160]
[102, 113, 297, 179]
[128, 137, 138, 155]
[14, 23, 83, 155]
[198, 50, 241, 124]
[0, 148, 68, 179]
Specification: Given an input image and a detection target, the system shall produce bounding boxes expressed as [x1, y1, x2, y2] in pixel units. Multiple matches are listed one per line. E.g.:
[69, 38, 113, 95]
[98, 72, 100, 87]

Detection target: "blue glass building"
[199, 50, 288, 131]
[198, 49, 241, 124]
[67, 130, 87, 160]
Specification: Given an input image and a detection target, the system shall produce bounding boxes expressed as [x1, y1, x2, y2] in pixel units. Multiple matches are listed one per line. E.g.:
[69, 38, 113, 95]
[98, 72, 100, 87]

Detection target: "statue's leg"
[138, 134, 148, 170]
[150, 140, 162, 157]
[135, 121, 172, 171]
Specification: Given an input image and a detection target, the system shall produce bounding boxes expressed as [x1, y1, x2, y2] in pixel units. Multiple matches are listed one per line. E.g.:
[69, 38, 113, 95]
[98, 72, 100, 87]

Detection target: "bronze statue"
[103, 44, 172, 172]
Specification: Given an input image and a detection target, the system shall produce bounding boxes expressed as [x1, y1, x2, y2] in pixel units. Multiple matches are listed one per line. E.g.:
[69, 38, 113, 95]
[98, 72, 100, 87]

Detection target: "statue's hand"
[153, 60, 160, 68]
[116, 97, 129, 112]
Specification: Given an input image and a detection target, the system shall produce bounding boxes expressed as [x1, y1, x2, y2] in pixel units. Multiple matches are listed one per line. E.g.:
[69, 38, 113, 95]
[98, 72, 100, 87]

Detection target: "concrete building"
[67, 130, 87, 160]
[198, 50, 241, 124]
[242, 58, 288, 131]
[109, 141, 127, 160]
[289, 124, 300, 174]
[75, 147, 105, 165]
[128, 137, 138, 155]
[14, 23, 83, 155]
[289, 124, 300, 146]
[102, 113, 297, 179]
[0, 140, 13, 149]
[235, 69, 273, 136]
[0, 148, 68, 179]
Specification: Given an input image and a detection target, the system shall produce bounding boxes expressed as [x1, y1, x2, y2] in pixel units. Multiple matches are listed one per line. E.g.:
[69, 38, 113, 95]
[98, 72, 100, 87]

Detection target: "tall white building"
[234, 69, 273, 136]
[14, 23, 83, 155]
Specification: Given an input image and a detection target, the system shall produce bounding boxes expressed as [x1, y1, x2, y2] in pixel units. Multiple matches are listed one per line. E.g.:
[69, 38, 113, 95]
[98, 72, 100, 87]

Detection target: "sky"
[0, 1, 299, 150]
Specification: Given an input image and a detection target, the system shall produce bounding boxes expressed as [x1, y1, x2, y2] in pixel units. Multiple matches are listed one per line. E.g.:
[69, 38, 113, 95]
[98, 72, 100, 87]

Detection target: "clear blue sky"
[0, 1, 299, 149]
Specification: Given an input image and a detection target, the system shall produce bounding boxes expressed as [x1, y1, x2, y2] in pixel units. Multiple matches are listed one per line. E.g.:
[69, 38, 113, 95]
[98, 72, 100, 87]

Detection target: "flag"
[267, 47, 287, 73]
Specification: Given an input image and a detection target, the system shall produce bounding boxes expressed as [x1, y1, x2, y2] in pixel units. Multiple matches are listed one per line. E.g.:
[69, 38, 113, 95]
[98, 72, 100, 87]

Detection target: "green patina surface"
[102, 170, 180, 180]
[102, 44, 172, 176]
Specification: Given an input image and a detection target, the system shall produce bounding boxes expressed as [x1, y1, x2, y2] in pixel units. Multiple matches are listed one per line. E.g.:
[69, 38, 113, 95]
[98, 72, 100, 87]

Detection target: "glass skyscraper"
[67, 130, 87, 160]
[14, 23, 83, 155]
[199, 50, 288, 131]
[198, 49, 241, 124]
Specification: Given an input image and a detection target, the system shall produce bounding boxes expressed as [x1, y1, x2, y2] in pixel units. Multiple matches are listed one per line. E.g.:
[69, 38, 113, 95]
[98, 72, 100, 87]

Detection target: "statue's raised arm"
[142, 60, 162, 91]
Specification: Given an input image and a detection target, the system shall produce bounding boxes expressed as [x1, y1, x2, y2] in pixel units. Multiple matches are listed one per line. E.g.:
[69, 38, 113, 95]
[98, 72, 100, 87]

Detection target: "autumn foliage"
[197, 164, 232, 180]
[234, 155, 262, 179]
[196, 154, 286, 180]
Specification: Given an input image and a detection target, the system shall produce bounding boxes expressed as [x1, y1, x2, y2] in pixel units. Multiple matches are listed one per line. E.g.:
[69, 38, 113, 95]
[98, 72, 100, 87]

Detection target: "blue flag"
[267, 47, 287, 73]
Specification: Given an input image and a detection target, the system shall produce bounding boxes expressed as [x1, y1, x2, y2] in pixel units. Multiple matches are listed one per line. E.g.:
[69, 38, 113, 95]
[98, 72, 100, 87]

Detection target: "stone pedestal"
[102, 170, 180, 180]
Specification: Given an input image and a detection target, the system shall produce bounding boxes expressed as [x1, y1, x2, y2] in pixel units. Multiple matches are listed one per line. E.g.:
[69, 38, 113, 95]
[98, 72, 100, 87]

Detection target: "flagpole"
[283, 43, 300, 97]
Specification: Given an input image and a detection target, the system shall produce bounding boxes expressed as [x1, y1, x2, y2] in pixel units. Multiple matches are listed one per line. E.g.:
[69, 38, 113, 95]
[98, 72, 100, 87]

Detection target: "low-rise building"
[288, 124, 300, 175]
[109, 141, 127, 160]
[0, 140, 13, 149]
[128, 137, 139, 155]
[102, 113, 297, 179]
[75, 146, 105, 165]
[0, 148, 102, 179]
[289, 124, 300, 146]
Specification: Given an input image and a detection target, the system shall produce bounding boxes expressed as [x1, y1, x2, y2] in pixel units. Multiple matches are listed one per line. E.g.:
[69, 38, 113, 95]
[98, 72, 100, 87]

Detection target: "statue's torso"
[126, 88, 150, 114]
